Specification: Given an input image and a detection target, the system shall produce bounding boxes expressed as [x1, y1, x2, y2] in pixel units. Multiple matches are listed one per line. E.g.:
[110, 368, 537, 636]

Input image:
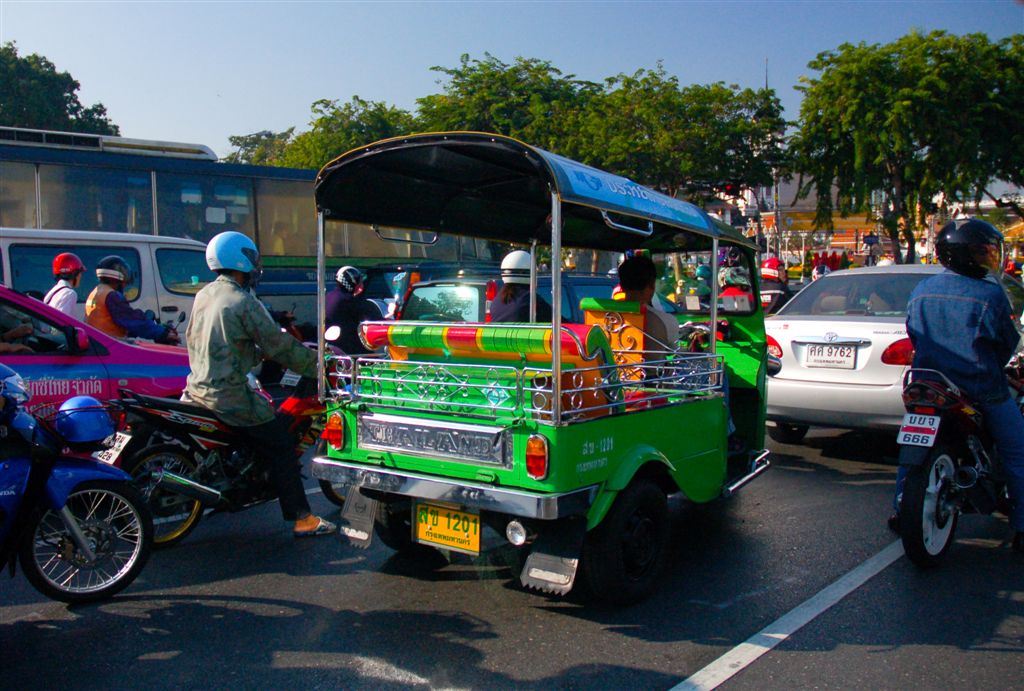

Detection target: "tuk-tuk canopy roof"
[315, 132, 753, 253]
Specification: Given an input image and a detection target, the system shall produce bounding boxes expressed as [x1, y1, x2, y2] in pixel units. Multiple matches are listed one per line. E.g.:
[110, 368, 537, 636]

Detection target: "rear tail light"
[322, 412, 345, 450]
[766, 334, 783, 359]
[485, 280, 497, 323]
[881, 338, 914, 365]
[525, 434, 549, 480]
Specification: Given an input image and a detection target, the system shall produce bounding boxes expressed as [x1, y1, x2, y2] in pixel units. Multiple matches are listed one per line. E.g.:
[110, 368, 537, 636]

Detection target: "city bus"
[0, 126, 503, 269]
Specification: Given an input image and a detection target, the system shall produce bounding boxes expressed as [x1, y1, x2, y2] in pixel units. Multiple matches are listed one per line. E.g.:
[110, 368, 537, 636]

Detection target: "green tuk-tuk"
[312, 133, 771, 604]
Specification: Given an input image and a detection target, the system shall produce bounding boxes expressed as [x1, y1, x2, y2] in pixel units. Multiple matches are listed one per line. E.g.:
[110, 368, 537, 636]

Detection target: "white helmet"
[500, 250, 532, 285]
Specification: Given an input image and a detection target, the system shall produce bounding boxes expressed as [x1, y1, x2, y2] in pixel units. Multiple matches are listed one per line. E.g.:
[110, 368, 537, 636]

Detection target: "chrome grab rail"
[324, 349, 723, 424]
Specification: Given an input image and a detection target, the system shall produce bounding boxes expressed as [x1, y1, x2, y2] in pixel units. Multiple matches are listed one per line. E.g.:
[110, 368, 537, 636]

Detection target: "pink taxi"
[0, 285, 190, 419]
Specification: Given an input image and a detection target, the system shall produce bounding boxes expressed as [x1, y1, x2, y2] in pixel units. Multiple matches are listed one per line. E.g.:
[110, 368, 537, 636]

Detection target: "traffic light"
[723, 181, 741, 198]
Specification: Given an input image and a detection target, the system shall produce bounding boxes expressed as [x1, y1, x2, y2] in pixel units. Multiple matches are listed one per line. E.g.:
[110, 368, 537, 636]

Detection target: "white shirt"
[44, 279, 82, 320]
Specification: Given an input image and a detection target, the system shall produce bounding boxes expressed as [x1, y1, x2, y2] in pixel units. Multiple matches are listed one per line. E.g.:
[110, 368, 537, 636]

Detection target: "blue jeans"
[894, 397, 1024, 531]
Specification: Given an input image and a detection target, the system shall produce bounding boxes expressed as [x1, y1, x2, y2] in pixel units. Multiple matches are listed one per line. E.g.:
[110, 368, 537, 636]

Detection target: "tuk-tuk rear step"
[721, 450, 771, 498]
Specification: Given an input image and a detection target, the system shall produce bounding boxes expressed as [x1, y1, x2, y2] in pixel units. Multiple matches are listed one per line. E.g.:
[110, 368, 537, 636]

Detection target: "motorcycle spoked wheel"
[19, 480, 153, 604]
[124, 444, 205, 549]
[901, 445, 960, 568]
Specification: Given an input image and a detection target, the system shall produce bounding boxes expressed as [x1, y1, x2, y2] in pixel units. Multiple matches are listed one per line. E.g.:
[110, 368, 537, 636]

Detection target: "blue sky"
[1, 1, 1021, 157]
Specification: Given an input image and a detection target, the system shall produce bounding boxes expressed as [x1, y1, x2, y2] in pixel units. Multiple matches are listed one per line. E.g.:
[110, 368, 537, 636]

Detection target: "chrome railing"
[325, 349, 723, 424]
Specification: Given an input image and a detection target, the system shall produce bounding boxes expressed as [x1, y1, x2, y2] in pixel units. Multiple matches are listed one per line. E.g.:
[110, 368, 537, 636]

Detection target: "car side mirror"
[177, 311, 186, 324]
[67, 326, 90, 354]
[766, 354, 782, 377]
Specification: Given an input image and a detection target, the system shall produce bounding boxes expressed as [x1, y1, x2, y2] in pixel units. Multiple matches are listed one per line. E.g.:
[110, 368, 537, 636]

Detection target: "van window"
[156, 248, 215, 295]
[38, 164, 153, 233]
[10, 245, 142, 302]
[0, 161, 37, 229]
[156, 173, 255, 243]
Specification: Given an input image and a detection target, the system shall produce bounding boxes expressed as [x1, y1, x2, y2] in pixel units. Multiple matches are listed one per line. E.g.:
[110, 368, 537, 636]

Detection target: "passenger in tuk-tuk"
[491, 250, 552, 323]
[617, 254, 678, 352]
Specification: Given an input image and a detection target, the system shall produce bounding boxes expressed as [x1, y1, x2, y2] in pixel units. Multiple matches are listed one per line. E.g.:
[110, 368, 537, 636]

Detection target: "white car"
[765, 264, 1024, 444]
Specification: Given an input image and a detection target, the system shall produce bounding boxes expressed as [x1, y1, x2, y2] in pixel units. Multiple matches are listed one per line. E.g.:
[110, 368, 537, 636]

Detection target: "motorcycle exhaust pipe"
[954, 466, 979, 490]
[152, 468, 223, 507]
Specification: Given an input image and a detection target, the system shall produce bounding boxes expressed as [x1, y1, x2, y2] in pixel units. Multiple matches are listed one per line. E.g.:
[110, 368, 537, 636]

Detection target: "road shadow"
[0, 593, 677, 689]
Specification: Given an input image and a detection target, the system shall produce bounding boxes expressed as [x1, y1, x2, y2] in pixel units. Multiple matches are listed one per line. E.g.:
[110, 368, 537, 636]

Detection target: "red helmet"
[760, 257, 784, 282]
[53, 252, 85, 279]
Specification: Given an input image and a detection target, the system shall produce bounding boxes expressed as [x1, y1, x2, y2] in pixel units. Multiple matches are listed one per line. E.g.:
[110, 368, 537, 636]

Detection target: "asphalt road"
[2, 428, 1021, 689]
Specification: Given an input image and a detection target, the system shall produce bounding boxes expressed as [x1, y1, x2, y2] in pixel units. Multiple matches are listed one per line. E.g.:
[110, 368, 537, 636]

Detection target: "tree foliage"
[277, 96, 416, 170]
[222, 129, 294, 165]
[564, 65, 785, 199]
[0, 42, 118, 134]
[791, 31, 1024, 261]
[416, 53, 600, 150]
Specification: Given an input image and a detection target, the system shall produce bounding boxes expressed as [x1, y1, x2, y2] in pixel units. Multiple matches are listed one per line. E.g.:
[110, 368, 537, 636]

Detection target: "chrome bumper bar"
[312, 456, 597, 520]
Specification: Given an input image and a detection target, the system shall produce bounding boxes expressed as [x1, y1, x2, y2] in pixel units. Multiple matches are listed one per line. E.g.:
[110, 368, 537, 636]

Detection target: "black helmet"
[96, 255, 133, 285]
[936, 219, 1003, 279]
[335, 266, 365, 295]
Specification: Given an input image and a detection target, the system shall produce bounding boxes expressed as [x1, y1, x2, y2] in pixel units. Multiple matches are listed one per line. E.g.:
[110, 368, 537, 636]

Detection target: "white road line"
[671, 540, 905, 691]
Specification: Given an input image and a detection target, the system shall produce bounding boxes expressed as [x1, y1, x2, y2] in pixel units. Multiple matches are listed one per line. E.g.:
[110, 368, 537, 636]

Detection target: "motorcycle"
[896, 359, 1022, 567]
[0, 366, 153, 603]
[108, 372, 330, 548]
[142, 309, 184, 346]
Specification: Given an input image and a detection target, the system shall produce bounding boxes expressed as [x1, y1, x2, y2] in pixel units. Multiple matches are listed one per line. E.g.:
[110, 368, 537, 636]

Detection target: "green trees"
[222, 129, 294, 165]
[0, 42, 118, 134]
[278, 97, 417, 169]
[227, 55, 786, 207]
[790, 31, 1024, 262]
[564, 65, 784, 199]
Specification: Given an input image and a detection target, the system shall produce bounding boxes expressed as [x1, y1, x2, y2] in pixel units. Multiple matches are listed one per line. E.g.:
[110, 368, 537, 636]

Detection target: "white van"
[0, 228, 213, 327]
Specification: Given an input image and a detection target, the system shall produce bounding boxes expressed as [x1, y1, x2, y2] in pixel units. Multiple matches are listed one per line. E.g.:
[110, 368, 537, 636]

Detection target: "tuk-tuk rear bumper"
[311, 456, 598, 520]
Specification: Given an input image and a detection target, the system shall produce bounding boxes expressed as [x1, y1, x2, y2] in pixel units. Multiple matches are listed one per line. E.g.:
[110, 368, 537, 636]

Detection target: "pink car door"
[0, 291, 113, 419]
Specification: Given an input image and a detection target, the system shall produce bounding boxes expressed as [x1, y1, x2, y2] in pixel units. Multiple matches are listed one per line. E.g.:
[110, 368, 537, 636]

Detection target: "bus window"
[156, 173, 255, 243]
[0, 161, 37, 229]
[155, 248, 215, 295]
[11, 245, 142, 302]
[39, 165, 153, 233]
[255, 179, 316, 257]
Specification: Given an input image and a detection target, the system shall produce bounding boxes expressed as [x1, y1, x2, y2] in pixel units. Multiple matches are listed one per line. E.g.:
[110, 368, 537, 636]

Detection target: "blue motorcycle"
[0, 365, 153, 603]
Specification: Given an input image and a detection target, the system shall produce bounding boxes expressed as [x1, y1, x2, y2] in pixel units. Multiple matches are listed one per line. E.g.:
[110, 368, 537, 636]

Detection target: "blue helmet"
[206, 231, 260, 273]
[55, 396, 114, 443]
[0, 363, 29, 405]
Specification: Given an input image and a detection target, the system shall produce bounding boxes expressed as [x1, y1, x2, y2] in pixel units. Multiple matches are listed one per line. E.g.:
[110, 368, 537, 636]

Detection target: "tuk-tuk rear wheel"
[581, 479, 669, 605]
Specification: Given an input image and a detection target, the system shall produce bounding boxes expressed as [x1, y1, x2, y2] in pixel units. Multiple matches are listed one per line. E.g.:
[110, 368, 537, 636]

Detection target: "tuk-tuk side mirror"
[766, 355, 782, 377]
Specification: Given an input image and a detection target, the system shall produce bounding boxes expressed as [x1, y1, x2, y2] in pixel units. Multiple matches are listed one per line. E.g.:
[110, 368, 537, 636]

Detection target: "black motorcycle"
[896, 361, 1021, 566]
[107, 375, 325, 548]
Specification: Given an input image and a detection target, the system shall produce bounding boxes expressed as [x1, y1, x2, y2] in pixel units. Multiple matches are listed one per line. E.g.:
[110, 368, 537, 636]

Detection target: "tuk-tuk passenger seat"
[580, 297, 661, 381]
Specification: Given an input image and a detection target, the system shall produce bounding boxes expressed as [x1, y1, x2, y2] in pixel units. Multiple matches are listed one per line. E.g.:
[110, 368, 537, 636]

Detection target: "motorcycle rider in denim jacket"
[892, 219, 1024, 554]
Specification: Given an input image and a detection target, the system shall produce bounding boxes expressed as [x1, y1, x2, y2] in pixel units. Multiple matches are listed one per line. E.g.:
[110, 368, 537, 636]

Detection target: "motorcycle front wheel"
[901, 445, 960, 568]
[124, 444, 204, 548]
[20, 480, 153, 604]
